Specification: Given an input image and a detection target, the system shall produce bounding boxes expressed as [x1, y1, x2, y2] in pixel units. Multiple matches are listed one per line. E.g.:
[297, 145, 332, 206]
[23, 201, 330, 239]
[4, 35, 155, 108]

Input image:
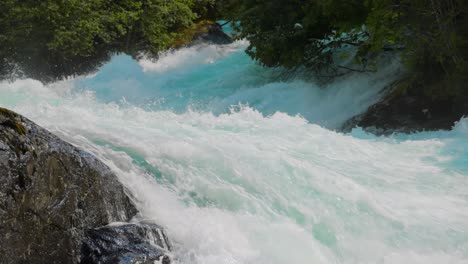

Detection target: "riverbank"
[343, 79, 468, 134]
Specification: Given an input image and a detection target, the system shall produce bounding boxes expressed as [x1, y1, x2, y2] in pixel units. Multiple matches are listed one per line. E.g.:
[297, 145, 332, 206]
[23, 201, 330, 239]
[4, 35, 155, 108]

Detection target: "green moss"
[0, 108, 27, 135]
[171, 20, 214, 47]
[0, 107, 17, 119]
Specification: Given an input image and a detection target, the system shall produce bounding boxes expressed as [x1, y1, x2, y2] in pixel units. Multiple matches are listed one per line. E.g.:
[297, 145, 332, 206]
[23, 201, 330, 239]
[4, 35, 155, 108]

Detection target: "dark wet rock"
[190, 22, 233, 46]
[0, 108, 138, 263]
[81, 222, 171, 264]
[342, 83, 468, 134]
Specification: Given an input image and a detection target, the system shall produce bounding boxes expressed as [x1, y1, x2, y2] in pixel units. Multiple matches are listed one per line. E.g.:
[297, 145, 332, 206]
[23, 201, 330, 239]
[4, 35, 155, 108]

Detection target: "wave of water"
[73, 40, 402, 129]
[0, 40, 467, 264]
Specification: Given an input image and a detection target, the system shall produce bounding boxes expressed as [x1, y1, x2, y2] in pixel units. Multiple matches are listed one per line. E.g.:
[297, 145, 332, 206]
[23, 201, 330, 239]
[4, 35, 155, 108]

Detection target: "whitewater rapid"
[1, 40, 467, 264]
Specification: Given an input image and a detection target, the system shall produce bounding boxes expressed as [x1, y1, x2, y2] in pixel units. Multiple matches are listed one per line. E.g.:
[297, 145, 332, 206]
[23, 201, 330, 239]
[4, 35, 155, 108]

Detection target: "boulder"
[342, 89, 466, 134]
[81, 222, 171, 264]
[0, 108, 138, 263]
[190, 22, 233, 46]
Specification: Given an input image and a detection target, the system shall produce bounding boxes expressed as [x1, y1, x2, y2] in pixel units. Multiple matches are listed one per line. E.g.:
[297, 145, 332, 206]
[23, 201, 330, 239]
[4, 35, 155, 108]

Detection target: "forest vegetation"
[219, 0, 468, 104]
[0, 0, 467, 110]
[0, 0, 217, 81]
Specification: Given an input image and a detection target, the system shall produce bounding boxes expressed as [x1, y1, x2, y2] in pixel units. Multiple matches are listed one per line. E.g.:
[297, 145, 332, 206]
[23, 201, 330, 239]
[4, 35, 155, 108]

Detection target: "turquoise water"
[0, 40, 467, 264]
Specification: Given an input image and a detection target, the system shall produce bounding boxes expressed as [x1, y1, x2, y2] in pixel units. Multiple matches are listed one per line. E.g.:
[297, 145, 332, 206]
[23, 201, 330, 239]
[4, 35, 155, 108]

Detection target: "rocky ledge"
[342, 82, 468, 134]
[0, 108, 171, 263]
[190, 22, 233, 46]
[81, 222, 171, 264]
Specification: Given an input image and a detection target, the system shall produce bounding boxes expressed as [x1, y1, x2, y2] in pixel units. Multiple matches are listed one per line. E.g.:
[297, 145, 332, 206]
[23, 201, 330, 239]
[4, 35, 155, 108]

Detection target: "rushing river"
[1, 39, 467, 264]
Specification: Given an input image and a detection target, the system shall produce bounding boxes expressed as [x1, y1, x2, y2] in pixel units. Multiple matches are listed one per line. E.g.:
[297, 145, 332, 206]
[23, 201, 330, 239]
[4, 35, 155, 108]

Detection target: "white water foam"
[0, 41, 467, 264]
[81, 40, 402, 129]
[139, 40, 249, 73]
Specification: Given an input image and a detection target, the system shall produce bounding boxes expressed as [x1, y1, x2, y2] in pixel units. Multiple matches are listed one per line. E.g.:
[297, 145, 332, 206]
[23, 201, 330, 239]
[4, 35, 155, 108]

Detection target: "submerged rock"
[0, 108, 142, 263]
[81, 222, 171, 264]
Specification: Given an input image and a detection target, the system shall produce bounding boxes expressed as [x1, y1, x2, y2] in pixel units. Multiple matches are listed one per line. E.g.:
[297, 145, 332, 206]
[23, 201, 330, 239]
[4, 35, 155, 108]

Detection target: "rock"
[81, 222, 171, 264]
[0, 108, 138, 263]
[190, 22, 233, 46]
[342, 82, 468, 134]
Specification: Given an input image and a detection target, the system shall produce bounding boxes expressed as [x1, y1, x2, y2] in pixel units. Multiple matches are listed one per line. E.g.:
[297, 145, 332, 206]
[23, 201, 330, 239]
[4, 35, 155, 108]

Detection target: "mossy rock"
[171, 20, 232, 47]
[0, 108, 138, 263]
[0, 107, 18, 119]
[171, 20, 214, 47]
[0, 107, 27, 135]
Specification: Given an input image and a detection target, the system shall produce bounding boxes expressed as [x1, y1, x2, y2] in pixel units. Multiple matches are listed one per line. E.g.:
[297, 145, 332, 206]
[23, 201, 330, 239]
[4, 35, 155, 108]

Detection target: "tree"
[366, 0, 468, 98]
[220, 0, 370, 78]
[0, 0, 213, 81]
[222, 0, 467, 101]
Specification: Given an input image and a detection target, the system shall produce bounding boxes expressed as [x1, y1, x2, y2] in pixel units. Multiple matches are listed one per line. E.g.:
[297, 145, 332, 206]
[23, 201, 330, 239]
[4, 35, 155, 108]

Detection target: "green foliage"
[366, 0, 468, 98]
[222, 0, 468, 99]
[0, 0, 212, 81]
[191, 0, 220, 20]
[220, 0, 369, 77]
[1, 0, 466, 103]
[171, 20, 215, 47]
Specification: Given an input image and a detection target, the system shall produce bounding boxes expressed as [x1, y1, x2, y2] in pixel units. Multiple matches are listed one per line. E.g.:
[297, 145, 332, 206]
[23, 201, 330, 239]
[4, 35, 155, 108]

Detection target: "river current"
[1, 39, 467, 264]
